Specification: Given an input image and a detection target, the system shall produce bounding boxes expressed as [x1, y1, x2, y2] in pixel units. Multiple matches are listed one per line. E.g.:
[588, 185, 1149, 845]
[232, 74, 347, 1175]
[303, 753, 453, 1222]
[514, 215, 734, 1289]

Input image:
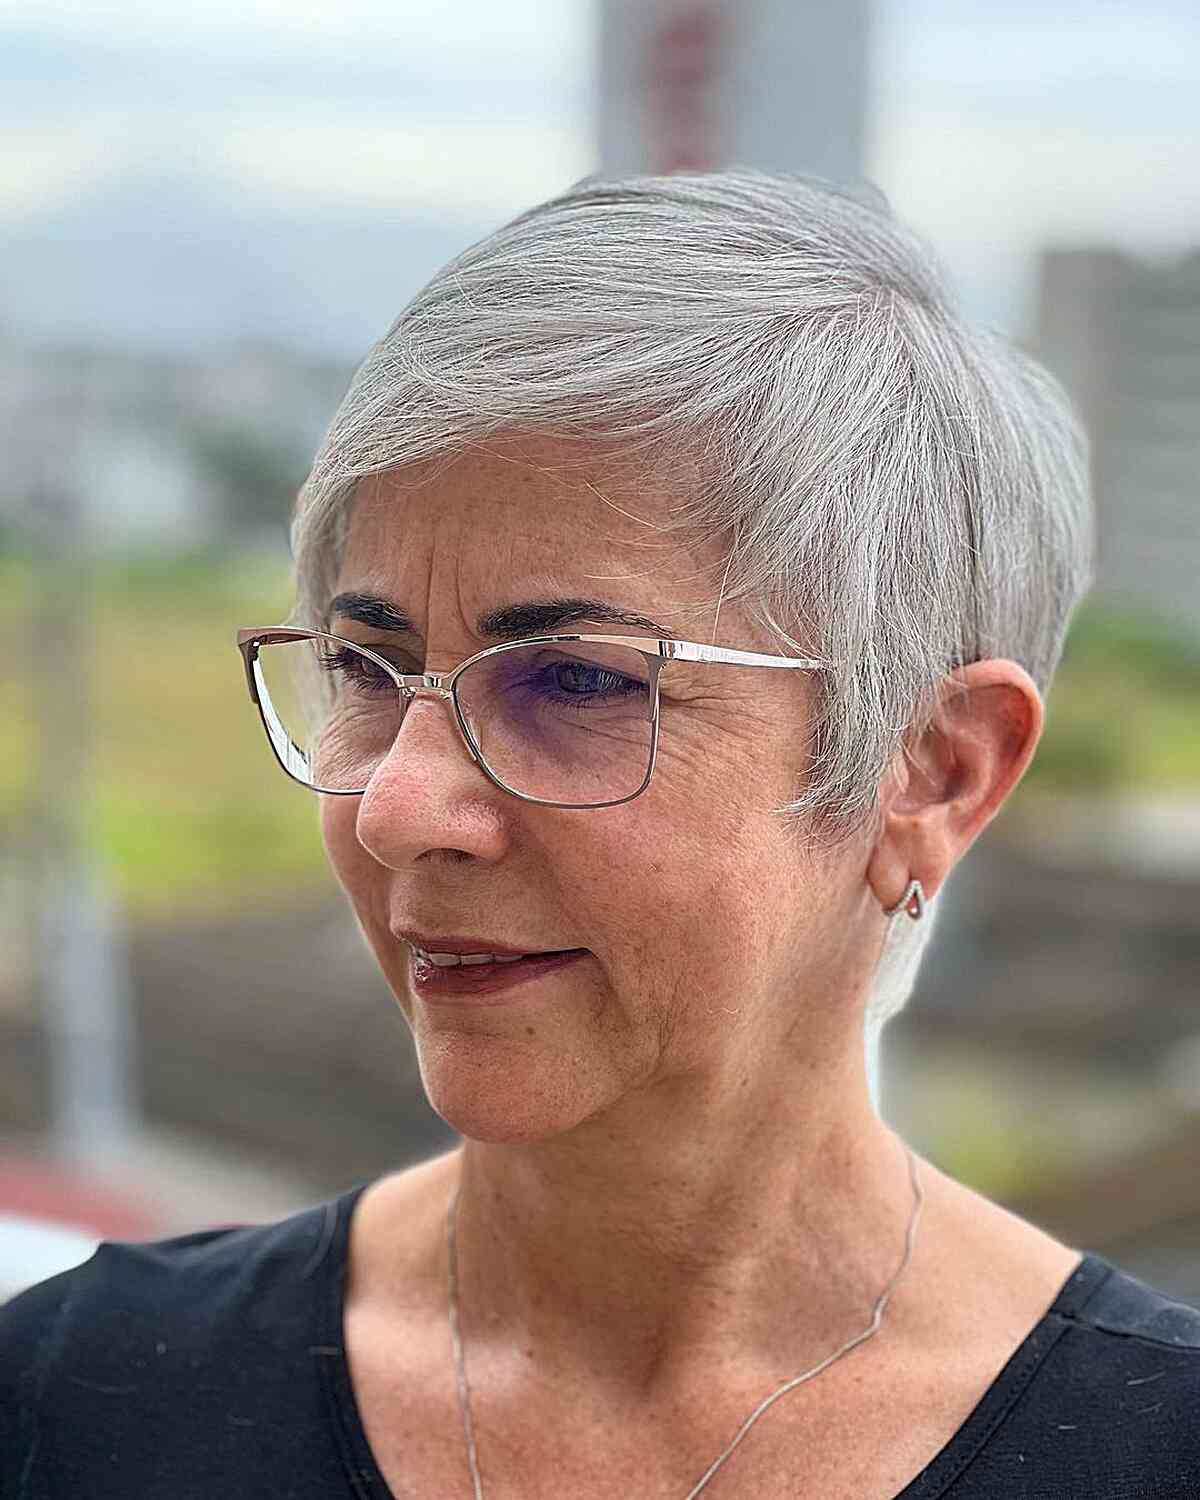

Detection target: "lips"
[416, 948, 525, 967]
[396, 931, 556, 960]
[403, 941, 589, 1001]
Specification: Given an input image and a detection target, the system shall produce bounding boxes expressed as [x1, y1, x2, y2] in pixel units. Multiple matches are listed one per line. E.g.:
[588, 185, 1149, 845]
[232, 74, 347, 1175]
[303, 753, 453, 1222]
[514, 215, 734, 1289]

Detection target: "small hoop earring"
[884, 878, 925, 921]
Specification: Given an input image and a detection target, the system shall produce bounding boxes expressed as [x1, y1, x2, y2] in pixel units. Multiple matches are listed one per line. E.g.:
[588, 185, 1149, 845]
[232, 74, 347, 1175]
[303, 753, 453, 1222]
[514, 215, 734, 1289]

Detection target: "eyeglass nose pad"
[457, 699, 484, 767]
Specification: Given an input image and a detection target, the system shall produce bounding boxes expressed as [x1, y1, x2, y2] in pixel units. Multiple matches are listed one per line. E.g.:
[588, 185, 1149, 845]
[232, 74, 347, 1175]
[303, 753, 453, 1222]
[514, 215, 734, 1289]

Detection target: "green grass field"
[92, 549, 328, 918]
[3, 548, 331, 922]
[2, 549, 1197, 925]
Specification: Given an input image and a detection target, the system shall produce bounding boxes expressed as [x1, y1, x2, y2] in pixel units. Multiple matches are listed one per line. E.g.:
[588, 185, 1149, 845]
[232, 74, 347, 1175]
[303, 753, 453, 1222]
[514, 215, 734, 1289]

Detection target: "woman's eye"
[550, 662, 640, 697]
[318, 648, 396, 693]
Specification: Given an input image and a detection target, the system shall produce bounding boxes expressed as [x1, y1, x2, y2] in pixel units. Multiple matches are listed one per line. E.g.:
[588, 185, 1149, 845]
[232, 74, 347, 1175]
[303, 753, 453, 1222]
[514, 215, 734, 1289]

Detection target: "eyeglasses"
[235, 627, 834, 811]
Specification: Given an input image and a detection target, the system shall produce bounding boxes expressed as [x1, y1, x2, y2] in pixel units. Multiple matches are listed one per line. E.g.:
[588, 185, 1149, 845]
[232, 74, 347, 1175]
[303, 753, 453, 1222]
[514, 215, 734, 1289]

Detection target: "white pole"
[22, 373, 139, 1169]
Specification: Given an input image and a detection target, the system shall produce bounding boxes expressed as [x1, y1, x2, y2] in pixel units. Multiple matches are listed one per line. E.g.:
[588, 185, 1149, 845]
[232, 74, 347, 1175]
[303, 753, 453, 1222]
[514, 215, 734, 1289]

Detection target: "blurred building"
[597, 0, 869, 182]
[0, 341, 350, 547]
[1031, 248, 1200, 628]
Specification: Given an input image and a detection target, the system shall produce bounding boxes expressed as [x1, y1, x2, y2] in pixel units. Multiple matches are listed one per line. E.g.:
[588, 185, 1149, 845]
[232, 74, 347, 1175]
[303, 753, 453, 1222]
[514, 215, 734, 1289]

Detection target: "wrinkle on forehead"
[337, 437, 744, 645]
[456, 435, 743, 636]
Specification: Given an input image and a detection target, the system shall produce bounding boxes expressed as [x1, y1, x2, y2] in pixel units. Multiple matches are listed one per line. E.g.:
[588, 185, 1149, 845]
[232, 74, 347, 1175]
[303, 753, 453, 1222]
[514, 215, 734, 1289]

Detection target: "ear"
[866, 660, 1043, 912]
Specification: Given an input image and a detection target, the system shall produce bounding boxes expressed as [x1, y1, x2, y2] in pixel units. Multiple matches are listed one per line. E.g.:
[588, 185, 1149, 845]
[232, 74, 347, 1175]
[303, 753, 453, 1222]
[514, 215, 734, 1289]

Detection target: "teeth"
[414, 947, 530, 967]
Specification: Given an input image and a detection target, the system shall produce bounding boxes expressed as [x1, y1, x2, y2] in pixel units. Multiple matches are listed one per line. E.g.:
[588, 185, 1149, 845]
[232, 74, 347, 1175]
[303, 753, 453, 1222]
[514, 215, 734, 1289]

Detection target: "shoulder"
[0, 1190, 349, 1360]
[1044, 1255, 1200, 1410]
[0, 1188, 364, 1498]
[997, 1257, 1200, 1493]
[900, 1253, 1200, 1498]
[1061, 1258, 1200, 1350]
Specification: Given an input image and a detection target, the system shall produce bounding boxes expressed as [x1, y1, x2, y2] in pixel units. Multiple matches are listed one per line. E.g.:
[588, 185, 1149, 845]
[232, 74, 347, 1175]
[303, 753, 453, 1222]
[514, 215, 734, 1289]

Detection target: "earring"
[884, 878, 925, 921]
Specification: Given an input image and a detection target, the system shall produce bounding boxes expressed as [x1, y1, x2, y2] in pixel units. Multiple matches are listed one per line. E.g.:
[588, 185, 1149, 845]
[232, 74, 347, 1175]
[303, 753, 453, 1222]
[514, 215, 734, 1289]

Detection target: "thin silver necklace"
[446, 1147, 924, 1500]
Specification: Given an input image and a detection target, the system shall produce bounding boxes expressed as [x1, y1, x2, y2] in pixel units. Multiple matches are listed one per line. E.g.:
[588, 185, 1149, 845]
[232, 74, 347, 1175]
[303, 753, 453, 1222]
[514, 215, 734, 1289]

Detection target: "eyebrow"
[329, 592, 676, 642]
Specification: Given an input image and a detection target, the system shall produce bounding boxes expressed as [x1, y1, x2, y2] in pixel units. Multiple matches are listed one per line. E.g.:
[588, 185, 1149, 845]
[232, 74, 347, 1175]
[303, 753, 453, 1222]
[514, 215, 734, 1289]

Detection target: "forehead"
[336, 434, 727, 630]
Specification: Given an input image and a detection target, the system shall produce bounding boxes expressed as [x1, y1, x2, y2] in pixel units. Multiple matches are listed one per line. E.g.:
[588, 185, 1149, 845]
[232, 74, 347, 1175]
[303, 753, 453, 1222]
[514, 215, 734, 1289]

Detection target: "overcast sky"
[1, 0, 1196, 354]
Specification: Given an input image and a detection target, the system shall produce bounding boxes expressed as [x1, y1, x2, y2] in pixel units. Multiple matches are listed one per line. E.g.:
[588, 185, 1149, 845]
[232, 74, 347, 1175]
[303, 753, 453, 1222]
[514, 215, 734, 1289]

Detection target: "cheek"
[588, 768, 795, 983]
[647, 726, 823, 960]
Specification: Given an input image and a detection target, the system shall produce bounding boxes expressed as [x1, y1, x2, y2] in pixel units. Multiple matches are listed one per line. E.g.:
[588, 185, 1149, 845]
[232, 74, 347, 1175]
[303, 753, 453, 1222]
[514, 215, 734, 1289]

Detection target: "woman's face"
[320, 436, 878, 1142]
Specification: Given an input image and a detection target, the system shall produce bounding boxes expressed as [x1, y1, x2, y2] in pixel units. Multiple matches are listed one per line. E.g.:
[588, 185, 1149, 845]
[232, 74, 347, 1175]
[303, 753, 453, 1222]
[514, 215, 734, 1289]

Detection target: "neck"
[452, 1050, 918, 1391]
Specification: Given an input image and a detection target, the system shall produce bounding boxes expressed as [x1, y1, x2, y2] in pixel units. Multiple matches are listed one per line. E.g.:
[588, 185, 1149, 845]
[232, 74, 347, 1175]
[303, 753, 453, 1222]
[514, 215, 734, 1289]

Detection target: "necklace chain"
[446, 1147, 924, 1500]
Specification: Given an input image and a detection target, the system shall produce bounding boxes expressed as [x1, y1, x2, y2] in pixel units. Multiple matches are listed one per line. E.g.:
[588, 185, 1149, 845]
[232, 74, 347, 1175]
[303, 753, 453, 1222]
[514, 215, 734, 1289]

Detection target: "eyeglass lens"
[253, 637, 656, 805]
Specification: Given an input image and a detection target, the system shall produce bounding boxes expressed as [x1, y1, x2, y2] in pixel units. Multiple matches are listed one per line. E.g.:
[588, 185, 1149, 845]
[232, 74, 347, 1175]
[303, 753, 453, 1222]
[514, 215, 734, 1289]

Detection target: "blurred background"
[1, 0, 1197, 1301]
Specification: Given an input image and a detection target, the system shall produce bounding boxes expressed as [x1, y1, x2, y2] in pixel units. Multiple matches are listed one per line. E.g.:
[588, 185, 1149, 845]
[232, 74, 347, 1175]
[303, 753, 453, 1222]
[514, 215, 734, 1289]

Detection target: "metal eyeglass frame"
[236, 626, 835, 811]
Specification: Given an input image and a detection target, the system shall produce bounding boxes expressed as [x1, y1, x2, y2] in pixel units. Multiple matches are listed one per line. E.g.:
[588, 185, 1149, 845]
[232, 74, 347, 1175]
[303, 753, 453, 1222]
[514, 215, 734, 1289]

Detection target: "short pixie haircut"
[290, 169, 1094, 1031]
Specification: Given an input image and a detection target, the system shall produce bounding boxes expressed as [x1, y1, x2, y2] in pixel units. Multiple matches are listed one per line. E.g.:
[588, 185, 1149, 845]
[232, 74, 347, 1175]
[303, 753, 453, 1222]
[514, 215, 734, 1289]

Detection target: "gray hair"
[291, 169, 1094, 1032]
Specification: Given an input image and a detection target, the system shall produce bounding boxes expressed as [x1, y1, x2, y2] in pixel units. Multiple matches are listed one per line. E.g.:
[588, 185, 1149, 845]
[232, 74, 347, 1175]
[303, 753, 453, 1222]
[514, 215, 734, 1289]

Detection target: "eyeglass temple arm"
[236, 634, 261, 702]
[662, 639, 834, 671]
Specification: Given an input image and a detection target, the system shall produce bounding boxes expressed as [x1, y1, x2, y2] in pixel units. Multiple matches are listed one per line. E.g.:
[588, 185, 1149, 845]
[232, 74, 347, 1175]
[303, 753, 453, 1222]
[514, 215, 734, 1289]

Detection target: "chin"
[414, 1031, 604, 1145]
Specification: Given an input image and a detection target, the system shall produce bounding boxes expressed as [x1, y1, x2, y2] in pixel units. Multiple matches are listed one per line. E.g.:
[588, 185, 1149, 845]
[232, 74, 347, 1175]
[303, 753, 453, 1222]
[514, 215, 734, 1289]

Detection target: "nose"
[353, 692, 508, 869]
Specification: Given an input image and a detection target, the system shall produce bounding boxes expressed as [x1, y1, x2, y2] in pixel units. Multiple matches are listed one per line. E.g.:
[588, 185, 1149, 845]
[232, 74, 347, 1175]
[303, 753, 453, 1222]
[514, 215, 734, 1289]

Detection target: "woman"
[3, 170, 1198, 1498]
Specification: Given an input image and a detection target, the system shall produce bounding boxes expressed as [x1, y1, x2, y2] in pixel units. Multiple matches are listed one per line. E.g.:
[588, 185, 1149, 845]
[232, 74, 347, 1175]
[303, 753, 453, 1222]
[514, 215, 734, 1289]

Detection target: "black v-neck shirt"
[3, 1184, 1198, 1498]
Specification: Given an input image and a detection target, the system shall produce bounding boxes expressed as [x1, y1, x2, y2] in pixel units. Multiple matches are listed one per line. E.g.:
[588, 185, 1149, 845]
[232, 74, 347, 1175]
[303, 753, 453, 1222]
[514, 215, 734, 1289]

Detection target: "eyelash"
[318, 647, 398, 694]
